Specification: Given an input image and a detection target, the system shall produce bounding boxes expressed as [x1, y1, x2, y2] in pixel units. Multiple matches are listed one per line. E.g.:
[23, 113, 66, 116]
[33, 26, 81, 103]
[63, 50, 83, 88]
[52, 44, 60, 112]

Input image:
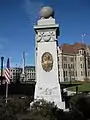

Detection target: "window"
[71, 64, 74, 69]
[71, 71, 74, 76]
[88, 71, 90, 76]
[64, 64, 67, 68]
[66, 71, 67, 76]
[80, 57, 82, 61]
[68, 64, 70, 68]
[58, 64, 60, 69]
[81, 71, 83, 76]
[58, 57, 59, 62]
[73, 64, 74, 69]
[71, 57, 74, 61]
[64, 64, 66, 68]
[63, 57, 67, 61]
[88, 57, 90, 69]
[79, 50, 81, 54]
[81, 64, 82, 68]
[75, 57, 76, 61]
[13, 73, 15, 75]
[76, 71, 77, 76]
[66, 64, 67, 68]
[64, 71, 67, 76]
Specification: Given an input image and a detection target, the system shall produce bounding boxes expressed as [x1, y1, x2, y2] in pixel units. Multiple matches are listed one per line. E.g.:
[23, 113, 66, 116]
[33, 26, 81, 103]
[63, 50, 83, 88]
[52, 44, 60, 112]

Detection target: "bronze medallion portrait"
[41, 52, 53, 72]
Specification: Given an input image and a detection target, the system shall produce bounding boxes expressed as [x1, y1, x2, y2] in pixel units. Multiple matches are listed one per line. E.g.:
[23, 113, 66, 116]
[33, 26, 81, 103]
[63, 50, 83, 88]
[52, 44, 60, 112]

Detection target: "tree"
[0, 96, 31, 120]
[70, 94, 90, 120]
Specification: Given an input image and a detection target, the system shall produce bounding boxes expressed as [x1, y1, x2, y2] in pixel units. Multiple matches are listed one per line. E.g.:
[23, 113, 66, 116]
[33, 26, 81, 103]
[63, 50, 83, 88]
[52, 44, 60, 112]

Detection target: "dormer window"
[79, 50, 82, 54]
[79, 49, 85, 55]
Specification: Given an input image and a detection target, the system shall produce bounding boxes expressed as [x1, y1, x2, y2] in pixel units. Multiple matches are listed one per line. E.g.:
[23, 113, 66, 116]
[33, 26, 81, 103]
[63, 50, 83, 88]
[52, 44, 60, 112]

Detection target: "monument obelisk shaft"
[34, 6, 65, 109]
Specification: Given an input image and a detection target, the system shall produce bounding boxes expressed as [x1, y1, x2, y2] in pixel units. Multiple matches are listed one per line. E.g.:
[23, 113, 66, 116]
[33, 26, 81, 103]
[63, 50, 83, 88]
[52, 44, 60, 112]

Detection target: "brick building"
[58, 42, 90, 82]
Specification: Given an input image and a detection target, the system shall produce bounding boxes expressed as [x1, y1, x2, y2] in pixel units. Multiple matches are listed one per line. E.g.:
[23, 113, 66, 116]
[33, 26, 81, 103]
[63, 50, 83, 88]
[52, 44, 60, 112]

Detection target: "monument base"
[34, 83, 65, 110]
[30, 98, 65, 110]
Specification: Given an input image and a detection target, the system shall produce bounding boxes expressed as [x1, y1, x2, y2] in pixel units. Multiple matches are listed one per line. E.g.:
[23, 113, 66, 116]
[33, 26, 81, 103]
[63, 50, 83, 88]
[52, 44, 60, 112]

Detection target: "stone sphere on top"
[40, 6, 54, 19]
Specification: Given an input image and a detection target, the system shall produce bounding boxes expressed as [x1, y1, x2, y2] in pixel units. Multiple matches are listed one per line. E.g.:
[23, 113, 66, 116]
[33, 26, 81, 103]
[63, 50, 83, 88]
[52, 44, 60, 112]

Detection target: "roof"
[11, 67, 22, 70]
[11, 66, 35, 70]
[24, 66, 35, 70]
[60, 42, 86, 54]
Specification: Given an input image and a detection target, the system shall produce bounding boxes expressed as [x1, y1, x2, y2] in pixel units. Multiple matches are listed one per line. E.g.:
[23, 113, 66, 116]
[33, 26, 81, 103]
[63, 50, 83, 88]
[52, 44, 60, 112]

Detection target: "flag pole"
[4, 58, 10, 104]
[5, 82, 8, 104]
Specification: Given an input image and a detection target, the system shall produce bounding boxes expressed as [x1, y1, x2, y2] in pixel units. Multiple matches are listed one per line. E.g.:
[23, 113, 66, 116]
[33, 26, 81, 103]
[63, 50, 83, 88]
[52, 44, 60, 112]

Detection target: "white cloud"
[22, 0, 44, 24]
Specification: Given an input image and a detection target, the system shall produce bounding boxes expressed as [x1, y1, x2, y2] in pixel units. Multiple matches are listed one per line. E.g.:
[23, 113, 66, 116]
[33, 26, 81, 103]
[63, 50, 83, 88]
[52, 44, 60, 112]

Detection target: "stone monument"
[34, 6, 65, 109]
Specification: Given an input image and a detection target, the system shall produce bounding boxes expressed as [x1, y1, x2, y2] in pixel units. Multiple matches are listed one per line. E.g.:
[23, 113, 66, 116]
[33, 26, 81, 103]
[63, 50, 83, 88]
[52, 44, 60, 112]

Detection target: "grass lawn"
[61, 81, 90, 92]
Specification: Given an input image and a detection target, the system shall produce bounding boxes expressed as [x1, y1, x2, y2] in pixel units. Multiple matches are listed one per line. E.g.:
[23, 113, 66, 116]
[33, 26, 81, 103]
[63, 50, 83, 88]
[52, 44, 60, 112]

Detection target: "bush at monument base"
[0, 95, 90, 120]
[25, 99, 69, 120]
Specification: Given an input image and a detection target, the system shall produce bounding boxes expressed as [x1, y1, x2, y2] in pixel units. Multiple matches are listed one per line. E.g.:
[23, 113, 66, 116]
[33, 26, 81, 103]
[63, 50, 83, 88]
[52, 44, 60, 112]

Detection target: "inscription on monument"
[41, 52, 53, 72]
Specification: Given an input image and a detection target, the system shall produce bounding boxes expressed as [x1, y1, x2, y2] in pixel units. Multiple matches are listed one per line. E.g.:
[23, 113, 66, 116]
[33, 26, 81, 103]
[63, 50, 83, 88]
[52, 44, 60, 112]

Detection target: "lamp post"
[69, 66, 72, 84]
[81, 34, 86, 43]
[1, 57, 4, 85]
[16, 64, 17, 83]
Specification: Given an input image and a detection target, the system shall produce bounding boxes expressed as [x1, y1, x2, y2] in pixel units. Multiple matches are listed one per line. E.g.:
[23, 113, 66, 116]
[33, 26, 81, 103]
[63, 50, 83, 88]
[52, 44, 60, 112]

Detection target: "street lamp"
[69, 66, 72, 84]
[81, 34, 86, 43]
[1, 57, 4, 85]
[16, 64, 18, 83]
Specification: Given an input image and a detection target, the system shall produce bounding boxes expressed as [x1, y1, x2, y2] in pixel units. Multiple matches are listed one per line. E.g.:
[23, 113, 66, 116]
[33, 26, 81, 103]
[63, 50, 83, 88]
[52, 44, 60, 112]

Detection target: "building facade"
[0, 43, 90, 83]
[10, 66, 35, 83]
[58, 42, 90, 82]
[24, 66, 35, 82]
[10, 67, 22, 83]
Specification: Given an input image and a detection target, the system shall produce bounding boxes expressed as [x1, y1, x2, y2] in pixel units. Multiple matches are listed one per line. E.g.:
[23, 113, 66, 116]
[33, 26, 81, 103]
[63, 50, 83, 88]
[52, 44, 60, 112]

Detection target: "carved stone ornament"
[43, 32, 51, 42]
[41, 52, 53, 72]
[36, 31, 56, 42]
[50, 31, 56, 40]
[36, 32, 44, 42]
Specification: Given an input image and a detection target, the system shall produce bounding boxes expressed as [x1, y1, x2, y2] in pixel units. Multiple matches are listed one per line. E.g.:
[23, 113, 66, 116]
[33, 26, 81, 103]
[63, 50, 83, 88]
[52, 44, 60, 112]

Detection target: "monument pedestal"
[34, 6, 65, 110]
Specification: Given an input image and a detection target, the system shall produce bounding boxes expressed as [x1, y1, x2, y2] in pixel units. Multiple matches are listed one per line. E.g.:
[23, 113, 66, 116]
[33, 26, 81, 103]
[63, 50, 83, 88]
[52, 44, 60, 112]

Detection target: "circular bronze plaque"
[41, 52, 53, 72]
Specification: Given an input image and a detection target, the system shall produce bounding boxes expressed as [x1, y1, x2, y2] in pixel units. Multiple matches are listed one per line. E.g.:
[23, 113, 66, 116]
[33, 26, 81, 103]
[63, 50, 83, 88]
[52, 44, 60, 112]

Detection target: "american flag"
[4, 58, 10, 84]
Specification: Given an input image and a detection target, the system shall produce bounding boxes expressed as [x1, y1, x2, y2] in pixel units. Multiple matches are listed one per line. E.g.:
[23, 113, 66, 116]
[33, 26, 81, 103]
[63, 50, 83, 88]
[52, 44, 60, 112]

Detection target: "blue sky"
[0, 0, 90, 67]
